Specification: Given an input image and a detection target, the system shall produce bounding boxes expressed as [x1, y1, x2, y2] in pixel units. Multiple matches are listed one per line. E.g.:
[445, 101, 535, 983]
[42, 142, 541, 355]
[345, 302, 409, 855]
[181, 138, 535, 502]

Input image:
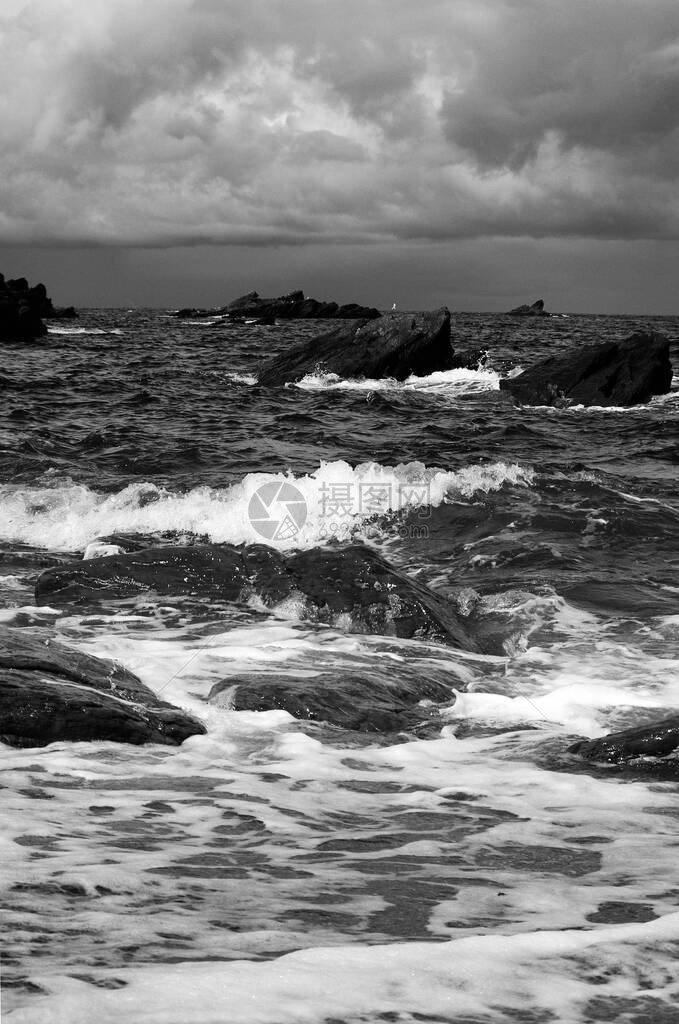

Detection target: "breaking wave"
[0, 459, 534, 552]
[293, 365, 502, 396]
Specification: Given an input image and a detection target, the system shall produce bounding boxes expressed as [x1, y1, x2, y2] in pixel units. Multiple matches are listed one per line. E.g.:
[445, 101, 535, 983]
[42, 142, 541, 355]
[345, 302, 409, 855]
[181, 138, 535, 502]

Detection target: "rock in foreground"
[208, 669, 451, 733]
[570, 715, 679, 763]
[258, 308, 454, 386]
[499, 330, 672, 407]
[35, 542, 475, 649]
[0, 626, 205, 747]
[507, 299, 550, 317]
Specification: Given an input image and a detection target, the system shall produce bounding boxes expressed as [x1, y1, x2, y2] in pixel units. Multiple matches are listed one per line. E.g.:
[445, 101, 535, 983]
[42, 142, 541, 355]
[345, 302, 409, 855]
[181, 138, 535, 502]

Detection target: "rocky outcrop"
[225, 289, 381, 321]
[207, 669, 451, 733]
[171, 290, 381, 321]
[258, 307, 455, 386]
[35, 542, 475, 649]
[0, 274, 77, 339]
[0, 274, 48, 340]
[499, 330, 672, 407]
[0, 626, 205, 747]
[570, 714, 679, 763]
[507, 299, 550, 317]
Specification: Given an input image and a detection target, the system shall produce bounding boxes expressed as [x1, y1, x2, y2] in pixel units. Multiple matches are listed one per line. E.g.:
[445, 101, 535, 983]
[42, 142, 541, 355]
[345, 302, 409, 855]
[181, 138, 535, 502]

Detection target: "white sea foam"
[10, 912, 679, 1023]
[225, 371, 258, 384]
[0, 459, 534, 552]
[294, 365, 501, 396]
[46, 326, 124, 336]
[444, 682, 668, 736]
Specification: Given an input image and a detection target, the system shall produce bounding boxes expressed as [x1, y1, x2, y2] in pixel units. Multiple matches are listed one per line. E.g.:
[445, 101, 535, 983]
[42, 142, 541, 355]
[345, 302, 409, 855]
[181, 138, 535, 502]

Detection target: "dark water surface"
[2, 309, 679, 1023]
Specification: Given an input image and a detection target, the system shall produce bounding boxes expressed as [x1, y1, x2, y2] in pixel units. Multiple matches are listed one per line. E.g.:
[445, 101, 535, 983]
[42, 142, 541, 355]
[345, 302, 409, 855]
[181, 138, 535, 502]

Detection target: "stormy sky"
[1, 0, 678, 311]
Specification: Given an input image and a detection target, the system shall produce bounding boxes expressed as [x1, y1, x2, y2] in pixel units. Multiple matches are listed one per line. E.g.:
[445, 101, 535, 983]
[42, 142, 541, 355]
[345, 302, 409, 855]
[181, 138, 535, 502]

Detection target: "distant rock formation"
[226, 289, 381, 320]
[0, 626, 205, 747]
[35, 541, 475, 650]
[570, 714, 679, 763]
[507, 298, 550, 317]
[172, 289, 381, 321]
[257, 307, 455, 385]
[0, 273, 77, 340]
[499, 330, 672, 407]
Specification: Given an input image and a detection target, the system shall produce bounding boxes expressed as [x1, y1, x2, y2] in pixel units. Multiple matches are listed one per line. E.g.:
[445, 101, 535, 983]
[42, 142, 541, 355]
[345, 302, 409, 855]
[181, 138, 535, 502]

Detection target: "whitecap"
[0, 459, 535, 552]
[293, 365, 502, 397]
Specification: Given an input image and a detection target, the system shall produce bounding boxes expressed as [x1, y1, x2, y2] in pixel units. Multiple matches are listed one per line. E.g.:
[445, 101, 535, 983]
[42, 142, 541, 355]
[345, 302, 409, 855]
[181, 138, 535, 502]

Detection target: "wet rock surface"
[35, 542, 475, 648]
[258, 308, 455, 386]
[570, 714, 679, 763]
[499, 330, 672, 407]
[0, 626, 206, 747]
[207, 669, 452, 733]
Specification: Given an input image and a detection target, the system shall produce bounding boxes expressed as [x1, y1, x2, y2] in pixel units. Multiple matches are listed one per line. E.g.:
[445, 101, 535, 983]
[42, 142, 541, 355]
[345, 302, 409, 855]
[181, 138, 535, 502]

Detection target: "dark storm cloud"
[0, 0, 678, 246]
[440, 1, 679, 170]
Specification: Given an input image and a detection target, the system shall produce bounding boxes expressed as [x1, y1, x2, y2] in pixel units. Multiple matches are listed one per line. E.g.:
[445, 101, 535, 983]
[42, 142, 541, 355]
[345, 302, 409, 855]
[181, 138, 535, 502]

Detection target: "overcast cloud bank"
[2, 0, 678, 250]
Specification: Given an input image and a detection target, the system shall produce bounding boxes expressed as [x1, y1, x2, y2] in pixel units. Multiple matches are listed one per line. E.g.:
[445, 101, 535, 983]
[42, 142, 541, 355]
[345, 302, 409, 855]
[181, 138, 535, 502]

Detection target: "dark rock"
[173, 290, 380, 322]
[258, 308, 454, 386]
[227, 290, 263, 310]
[0, 273, 74, 340]
[35, 542, 475, 649]
[335, 302, 381, 319]
[208, 670, 451, 733]
[81, 430, 106, 450]
[499, 331, 672, 407]
[47, 306, 78, 320]
[450, 348, 487, 370]
[172, 308, 213, 319]
[569, 714, 679, 763]
[0, 626, 206, 748]
[224, 290, 380, 321]
[507, 299, 550, 317]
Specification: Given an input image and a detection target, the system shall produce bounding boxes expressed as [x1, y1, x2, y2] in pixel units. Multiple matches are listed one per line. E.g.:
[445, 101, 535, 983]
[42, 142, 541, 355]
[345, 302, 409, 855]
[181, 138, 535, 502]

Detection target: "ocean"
[2, 307, 679, 1023]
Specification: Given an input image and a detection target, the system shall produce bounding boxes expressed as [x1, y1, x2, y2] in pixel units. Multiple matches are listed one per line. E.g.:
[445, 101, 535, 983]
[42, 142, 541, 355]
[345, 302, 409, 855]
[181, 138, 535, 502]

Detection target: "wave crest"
[0, 460, 534, 552]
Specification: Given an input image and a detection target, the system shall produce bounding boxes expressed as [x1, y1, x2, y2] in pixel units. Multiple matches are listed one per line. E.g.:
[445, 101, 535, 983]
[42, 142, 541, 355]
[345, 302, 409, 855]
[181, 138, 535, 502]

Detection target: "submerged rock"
[570, 715, 679, 763]
[258, 307, 454, 386]
[207, 670, 451, 733]
[35, 542, 475, 649]
[0, 626, 205, 747]
[507, 299, 550, 317]
[499, 330, 672, 407]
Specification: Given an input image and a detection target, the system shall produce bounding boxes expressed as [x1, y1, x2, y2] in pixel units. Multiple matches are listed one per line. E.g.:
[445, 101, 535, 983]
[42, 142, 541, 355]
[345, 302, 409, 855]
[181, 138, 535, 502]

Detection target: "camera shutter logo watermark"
[248, 481, 308, 541]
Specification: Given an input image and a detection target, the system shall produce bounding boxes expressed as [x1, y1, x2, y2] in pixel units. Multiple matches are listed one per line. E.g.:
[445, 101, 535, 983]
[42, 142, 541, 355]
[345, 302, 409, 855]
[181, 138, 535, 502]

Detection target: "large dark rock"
[0, 626, 205, 748]
[35, 542, 475, 649]
[499, 330, 672, 407]
[507, 298, 550, 317]
[570, 715, 679, 763]
[207, 669, 451, 733]
[0, 273, 48, 340]
[258, 308, 454, 386]
[0, 273, 76, 337]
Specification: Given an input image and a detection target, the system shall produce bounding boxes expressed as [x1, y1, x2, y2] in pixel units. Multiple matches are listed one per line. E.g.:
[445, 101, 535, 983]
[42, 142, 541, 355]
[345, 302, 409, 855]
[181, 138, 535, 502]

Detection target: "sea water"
[1, 309, 679, 1023]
